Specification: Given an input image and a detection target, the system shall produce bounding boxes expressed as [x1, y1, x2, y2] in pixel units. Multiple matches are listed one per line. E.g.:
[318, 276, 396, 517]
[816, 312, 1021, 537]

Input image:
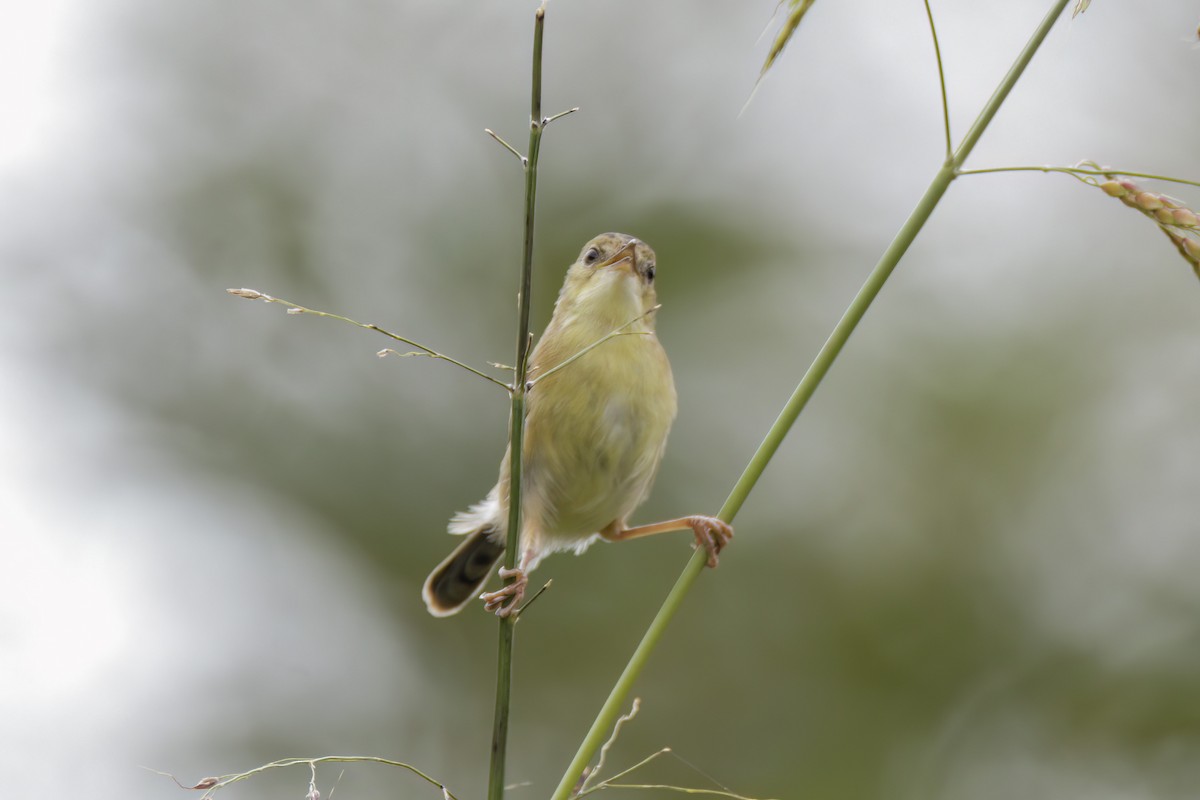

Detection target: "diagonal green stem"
[226, 289, 512, 391]
[551, 1, 1071, 797]
[490, 4, 549, 800]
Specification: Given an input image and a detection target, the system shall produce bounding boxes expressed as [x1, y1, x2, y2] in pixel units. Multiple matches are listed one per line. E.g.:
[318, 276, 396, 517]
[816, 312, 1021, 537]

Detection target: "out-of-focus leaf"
[760, 0, 817, 79]
[1072, 0, 1091, 17]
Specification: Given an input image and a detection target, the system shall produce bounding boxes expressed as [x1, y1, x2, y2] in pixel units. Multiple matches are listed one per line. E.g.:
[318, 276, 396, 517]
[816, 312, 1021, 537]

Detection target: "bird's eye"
[584, 248, 601, 265]
[646, 264, 656, 282]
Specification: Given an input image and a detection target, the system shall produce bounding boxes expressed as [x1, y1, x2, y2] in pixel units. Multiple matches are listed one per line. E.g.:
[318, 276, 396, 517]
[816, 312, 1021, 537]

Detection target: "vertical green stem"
[489, 5, 546, 800]
[550, 1, 1070, 797]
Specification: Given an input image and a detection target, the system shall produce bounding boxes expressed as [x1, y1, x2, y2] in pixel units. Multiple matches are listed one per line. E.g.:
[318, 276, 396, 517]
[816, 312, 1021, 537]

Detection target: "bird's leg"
[599, 515, 734, 567]
[480, 551, 531, 617]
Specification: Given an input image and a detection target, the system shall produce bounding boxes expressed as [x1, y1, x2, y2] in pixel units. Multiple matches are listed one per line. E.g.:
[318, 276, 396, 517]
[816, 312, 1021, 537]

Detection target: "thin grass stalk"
[550, 1, 1071, 796]
[489, 5, 547, 800]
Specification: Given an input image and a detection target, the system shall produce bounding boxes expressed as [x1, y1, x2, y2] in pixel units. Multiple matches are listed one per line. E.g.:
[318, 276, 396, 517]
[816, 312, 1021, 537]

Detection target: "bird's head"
[556, 232, 659, 329]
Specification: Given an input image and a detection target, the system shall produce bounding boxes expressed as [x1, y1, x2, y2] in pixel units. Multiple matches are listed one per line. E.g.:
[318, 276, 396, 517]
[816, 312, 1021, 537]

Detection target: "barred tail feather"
[422, 526, 505, 617]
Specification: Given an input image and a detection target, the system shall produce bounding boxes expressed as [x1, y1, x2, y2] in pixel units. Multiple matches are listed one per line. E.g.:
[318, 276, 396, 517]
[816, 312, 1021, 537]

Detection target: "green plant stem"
[959, 165, 1200, 189]
[550, 1, 1070, 797]
[489, 5, 547, 800]
[923, 0, 951, 160]
[155, 756, 459, 800]
[226, 289, 512, 391]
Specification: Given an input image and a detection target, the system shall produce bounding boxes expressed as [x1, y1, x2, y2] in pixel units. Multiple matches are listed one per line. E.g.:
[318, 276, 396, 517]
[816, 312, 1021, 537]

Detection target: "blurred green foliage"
[5, 2, 1199, 799]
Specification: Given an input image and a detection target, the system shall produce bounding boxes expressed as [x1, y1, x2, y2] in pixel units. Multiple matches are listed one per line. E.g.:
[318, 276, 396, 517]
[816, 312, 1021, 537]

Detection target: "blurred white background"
[1, 1, 1197, 798]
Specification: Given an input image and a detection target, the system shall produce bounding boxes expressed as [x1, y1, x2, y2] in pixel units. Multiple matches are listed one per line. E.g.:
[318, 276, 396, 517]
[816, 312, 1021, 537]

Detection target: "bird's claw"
[687, 515, 734, 568]
[480, 566, 528, 617]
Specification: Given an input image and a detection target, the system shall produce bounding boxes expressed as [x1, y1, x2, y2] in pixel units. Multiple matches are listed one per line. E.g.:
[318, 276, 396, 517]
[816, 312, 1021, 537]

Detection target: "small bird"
[422, 233, 733, 617]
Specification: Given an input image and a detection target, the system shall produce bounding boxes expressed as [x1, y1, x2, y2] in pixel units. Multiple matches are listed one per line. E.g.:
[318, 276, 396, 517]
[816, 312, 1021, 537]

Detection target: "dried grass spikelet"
[1085, 162, 1200, 281]
[760, 0, 818, 79]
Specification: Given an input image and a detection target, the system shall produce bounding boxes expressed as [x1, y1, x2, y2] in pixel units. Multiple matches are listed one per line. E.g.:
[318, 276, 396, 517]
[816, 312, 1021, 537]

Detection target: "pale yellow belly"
[519, 335, 676, 554]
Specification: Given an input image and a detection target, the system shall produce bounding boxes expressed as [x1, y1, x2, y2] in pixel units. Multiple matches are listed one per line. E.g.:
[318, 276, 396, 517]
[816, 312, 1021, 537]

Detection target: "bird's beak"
[598, 240, 639, 275]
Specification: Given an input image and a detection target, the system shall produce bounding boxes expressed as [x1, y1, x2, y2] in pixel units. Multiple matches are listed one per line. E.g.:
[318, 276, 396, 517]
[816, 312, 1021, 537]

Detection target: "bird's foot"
[480, 566, 528, 617]
[686, 516, 734, 567]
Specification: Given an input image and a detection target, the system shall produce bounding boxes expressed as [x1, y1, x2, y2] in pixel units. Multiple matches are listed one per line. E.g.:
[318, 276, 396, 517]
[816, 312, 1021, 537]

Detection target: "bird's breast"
[521, 329, 676, 537]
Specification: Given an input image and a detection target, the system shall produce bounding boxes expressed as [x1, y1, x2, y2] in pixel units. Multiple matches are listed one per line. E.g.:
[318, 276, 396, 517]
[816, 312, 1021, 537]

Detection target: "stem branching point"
[485, 128, 525, 163]
[544, 107, 580, 126]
